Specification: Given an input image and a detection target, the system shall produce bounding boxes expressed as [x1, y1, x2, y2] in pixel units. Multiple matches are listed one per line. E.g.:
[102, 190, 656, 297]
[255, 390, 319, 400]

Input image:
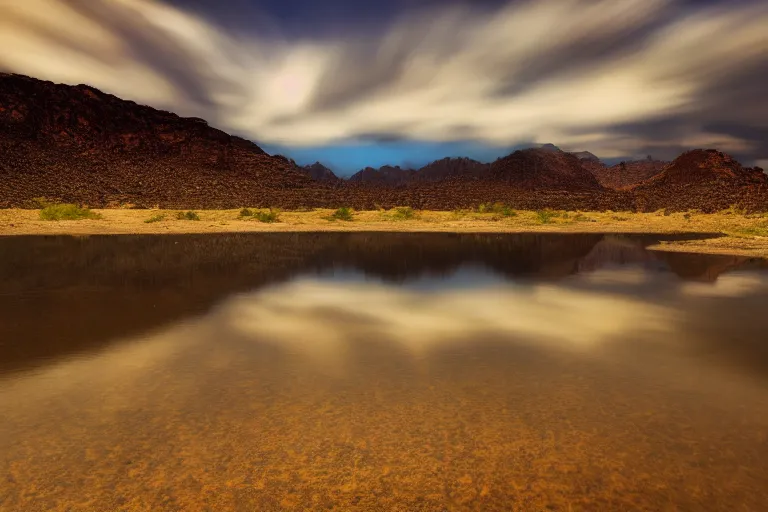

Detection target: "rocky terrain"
[0, 73, 334, 209]
[633, 150, 768, 212]
[349, 165, 416, 185]
[1, 73, 766, 212]
[591, 158, 668, 189]
[414, 157, 489, 181]
[488, 148, 603, 191]
[301, 162, 341, 182]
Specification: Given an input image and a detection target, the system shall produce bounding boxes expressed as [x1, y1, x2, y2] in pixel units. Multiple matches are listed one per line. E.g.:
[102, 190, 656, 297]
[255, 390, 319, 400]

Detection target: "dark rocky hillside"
[302, 162, 341, 182]
[591, 158, 668, 189]
[489, 148, 603, 191]
[1, 73, 766, 212]
[348, 165, 416, 185]
[633, 150, 768, 212]
[0, 73, 334, 209]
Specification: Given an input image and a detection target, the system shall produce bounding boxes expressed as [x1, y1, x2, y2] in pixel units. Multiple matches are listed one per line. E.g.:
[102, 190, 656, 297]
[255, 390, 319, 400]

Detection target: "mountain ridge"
[1, 73, 766, 212]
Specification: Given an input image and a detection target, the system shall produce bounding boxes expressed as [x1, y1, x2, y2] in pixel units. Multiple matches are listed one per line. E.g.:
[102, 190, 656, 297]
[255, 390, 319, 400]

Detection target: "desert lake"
[2, 233, 768, 511]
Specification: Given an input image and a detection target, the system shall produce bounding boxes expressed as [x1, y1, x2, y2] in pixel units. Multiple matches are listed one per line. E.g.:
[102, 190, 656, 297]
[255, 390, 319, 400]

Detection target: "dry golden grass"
[1, 207, 767, 256]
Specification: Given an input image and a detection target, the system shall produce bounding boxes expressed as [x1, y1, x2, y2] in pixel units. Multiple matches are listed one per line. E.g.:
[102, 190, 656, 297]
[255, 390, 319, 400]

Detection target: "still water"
[1, 233, 768, 511]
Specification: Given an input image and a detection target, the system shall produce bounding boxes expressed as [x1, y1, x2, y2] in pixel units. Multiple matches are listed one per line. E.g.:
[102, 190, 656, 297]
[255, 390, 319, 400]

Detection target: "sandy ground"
[1, 208, 767, 257]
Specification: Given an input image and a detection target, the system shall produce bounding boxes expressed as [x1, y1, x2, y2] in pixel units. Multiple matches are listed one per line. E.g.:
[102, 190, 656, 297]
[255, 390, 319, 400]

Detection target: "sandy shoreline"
[1, 208, 767, 257]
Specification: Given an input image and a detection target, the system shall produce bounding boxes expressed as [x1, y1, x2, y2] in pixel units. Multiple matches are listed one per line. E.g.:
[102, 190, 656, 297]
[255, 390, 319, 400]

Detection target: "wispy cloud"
[1, 0, 766, 161]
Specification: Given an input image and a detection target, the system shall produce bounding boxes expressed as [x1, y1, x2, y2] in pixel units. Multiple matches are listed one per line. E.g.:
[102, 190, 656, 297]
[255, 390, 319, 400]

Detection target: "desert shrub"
[612, 215, 629, 221]
[494, 203, 516, 217]
[391, 206, 416, 220]
[144, 214, 166, 224]
[40, 203, 101, 221]
[535, 209, 556, 224]
[476, 202, 516, 217]
[253, 209, 281, 223]
[239, 208, 253, 218]
[737, 225, 768, 237]
[572, 212, 588, 222]
[328, 207, 354, 221]
[176, 211, 200, 221]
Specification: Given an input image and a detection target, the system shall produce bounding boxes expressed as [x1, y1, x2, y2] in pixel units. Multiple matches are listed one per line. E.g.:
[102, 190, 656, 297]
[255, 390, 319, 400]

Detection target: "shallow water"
[1, 233, 768, 511]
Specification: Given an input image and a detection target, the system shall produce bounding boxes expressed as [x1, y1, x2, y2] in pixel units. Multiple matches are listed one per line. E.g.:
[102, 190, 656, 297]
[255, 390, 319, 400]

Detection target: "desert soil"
[1, 208, 767, 257]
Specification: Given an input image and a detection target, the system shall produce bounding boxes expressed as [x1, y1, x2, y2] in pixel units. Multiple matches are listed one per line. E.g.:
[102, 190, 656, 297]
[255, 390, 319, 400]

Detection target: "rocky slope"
[1, 73, 766, 212]
[591, 158, 668, 189]
[302, 162, 341, 182]
[349, 158, 490, 185]
[488, 148, 604, 191]
[348, 165, 417, 185]
[0, 73, 336, 209]
[415, 157, 490, 181]
[633, 150, 768, 212]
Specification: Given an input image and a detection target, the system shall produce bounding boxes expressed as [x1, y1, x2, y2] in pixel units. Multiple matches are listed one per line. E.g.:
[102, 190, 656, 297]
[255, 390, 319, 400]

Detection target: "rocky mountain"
[489, 148, 604, 191]
[649, 150, 766, 186]
[350, 157, 490, 184]
[571, 151, 600, 162]
[415, 157, 490, 181]
[591, 158, 668, 189]
[302, 162, 341, 182]
[633, 150, 768, 212]
[0, 73, 334, 209]
[1, 73, 766, 212]
[348, 165, 416, 185]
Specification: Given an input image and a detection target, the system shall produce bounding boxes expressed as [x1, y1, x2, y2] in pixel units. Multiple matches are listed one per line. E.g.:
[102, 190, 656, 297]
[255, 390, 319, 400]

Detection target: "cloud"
[0, 0, 766, 161]
[225, 278, 676, 362]
[681, 273, 768, 298]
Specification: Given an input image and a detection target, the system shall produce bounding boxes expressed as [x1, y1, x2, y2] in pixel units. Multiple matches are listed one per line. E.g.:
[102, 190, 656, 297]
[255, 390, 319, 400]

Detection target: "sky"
[0, 0, 766, 175]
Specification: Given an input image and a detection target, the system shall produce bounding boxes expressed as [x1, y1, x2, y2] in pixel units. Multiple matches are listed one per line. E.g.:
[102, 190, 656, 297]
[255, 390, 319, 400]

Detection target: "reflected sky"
[2, 233, 768, 510]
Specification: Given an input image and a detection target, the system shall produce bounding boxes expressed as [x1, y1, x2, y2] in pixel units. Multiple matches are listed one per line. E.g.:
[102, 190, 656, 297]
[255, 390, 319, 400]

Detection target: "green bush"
[144, 214, 166, 224]
[477, 202, 516, 217]
[176, 211, 200, 221]
[253, 209, 281, 223]
[39, 203, 101, 221]
[737, 225, 768, 237]
[328, 207, 354, 221]
[239, 208, 253, 218]
[391, 206, 416, 220]
[535, 209, 556, 224]
[572, 212, 588, 222]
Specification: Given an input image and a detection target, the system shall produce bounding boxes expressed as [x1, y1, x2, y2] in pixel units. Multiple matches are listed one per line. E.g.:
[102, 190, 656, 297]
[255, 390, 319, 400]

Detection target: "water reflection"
[1, 233, 768, 510]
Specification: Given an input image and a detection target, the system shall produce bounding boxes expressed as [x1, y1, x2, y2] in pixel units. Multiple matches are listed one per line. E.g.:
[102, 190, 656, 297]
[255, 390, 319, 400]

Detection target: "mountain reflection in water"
[1, 233, 768, 511]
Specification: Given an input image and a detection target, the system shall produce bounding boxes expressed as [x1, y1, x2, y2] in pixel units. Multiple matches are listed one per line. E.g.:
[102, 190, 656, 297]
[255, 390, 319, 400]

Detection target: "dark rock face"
[489, 148, 604, 191]
[415, 157, 490, 181]
[633, 150, 768, 212]
[0, 73, 329, 209]
[591, 159, 668, 190]
[571, 151, 600, 162]
[1, 73, 766, 212]
[302, 162, 341, 182]
[348, 165, 417, 185]
[349, 158, 491, 185]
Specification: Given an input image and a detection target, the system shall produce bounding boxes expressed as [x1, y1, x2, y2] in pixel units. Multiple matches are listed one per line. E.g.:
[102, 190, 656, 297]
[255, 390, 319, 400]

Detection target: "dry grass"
[1, 208, 767, 256]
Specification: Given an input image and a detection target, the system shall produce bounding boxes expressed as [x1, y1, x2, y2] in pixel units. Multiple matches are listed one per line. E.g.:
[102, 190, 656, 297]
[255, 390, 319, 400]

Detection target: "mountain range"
[1, 73, 766, 212]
